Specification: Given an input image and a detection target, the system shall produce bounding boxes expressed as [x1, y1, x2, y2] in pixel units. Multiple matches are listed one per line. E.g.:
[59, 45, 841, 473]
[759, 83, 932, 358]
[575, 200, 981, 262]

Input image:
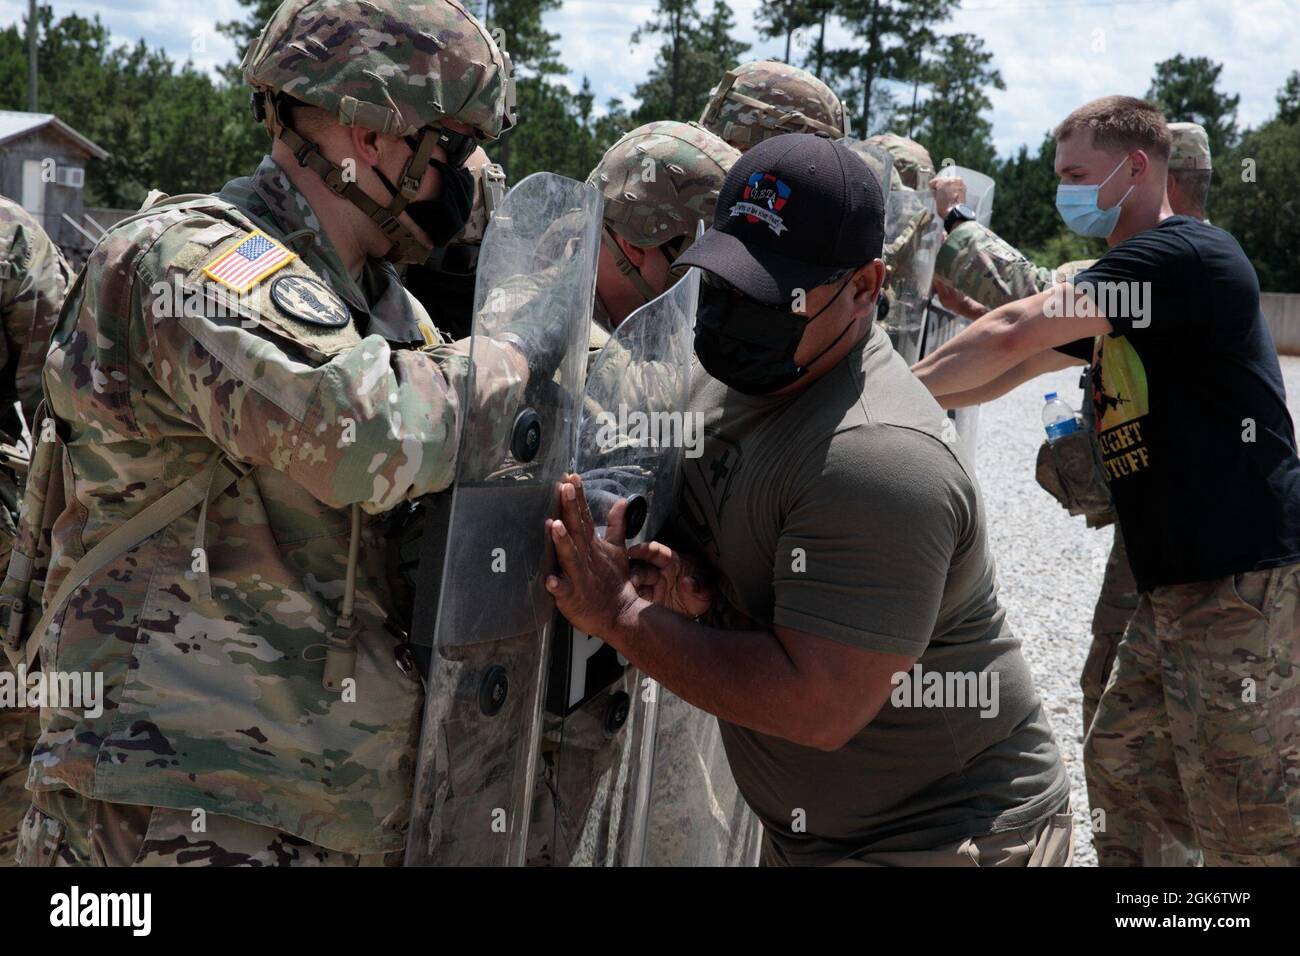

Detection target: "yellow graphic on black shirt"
[1090, 335, 1150, 480]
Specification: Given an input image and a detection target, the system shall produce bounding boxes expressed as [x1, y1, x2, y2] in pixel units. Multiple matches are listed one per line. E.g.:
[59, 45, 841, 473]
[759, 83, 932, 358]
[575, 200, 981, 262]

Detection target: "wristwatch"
[943, 203, 977, 233]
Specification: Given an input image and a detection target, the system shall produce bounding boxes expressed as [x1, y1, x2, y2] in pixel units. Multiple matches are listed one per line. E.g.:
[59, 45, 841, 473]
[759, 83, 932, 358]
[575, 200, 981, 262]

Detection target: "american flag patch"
[202, 230, 296, 293]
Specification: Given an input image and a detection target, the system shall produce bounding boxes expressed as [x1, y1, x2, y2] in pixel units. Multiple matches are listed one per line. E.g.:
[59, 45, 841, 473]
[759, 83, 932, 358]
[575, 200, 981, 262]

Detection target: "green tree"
[1276, 70, 1300, 126]
[1145, 54, 1240, 160]
[0, 7, 262, 207]
[989, 135, 1059, 254]
[823, 0, 957, 138]
[631, 0, 750, 124]
[467, 0, 563, 174]
[1215, 117, 1300, 292]
[757, 1, 819, 64]
[904, 32, 1003, 173]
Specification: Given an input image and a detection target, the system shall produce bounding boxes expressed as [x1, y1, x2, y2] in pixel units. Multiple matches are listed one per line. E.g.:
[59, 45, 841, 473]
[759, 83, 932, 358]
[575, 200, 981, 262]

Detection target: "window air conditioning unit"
[55, 166, 85, 189]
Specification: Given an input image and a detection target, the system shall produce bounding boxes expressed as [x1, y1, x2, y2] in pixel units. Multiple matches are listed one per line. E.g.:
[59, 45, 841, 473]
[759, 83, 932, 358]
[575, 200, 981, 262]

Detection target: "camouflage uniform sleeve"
[0, 213, 72, 423]
[934, 221, 1052, 309]
[62, 216, 526, 515]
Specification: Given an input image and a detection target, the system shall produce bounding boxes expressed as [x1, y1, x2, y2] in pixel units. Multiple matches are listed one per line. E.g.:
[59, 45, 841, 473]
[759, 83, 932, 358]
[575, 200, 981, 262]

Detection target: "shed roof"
[0, 111, 109, 161]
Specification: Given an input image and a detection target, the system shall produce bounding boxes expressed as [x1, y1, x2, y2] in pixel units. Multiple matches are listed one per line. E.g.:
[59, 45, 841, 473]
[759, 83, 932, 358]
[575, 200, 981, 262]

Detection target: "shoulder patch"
[202, 229, 296, 293]
[270, 275, 349, 328]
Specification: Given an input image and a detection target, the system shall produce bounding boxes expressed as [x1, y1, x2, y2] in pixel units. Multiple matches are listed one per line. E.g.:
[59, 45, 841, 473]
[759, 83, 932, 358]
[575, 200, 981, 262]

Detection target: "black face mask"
[375, 157, 475, 247]
[693, 275, 857, 395]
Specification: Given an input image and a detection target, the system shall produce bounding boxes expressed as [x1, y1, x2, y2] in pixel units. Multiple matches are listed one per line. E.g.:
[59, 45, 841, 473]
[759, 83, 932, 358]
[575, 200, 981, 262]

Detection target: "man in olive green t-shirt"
[544, 133, 1072, 866]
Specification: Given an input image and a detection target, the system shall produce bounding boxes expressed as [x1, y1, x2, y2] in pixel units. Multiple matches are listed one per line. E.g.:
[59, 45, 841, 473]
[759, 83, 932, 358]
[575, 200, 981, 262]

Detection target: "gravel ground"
[972, 354, 1300, 867]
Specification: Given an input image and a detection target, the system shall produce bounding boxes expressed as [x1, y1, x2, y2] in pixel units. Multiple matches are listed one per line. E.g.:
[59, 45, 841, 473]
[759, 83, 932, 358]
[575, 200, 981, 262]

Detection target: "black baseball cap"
[676, 132, 885, 306]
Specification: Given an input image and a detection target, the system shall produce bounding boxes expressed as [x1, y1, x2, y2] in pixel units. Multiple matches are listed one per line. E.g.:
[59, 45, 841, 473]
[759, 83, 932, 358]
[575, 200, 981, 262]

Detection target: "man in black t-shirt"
[914, 95, 1300, 867]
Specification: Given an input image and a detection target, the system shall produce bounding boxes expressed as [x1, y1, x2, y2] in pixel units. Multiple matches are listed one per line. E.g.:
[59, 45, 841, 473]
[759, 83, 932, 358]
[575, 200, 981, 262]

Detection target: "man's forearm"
[913, 286, 1109, 397]
[911, 298, 1033, 397]
[935, 347, 1084, 409]
[606, 599, 822, 746]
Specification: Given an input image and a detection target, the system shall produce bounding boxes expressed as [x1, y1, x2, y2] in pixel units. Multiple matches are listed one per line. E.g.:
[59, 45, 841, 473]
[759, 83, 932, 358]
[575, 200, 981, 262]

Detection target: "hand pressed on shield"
[628, 541, 714, 619]
[929, 175, 967, 221]
[545, 473, 645, 641]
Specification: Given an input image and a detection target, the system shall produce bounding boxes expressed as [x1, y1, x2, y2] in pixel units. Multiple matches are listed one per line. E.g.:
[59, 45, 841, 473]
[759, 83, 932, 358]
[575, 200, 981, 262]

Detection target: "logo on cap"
[731, 172, 791, 235]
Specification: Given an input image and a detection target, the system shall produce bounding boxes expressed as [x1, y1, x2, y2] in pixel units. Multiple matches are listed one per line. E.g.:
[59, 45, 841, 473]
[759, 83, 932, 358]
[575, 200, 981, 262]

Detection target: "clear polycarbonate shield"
[639, 689, 764, 866]
[843, 138, 896, 197]
[921, 302, 983, 470]
[883, 189, 943, 365]
[942, 164, 996, 227]
[534, 265, 699, 866]
[405, 172, 602, 866]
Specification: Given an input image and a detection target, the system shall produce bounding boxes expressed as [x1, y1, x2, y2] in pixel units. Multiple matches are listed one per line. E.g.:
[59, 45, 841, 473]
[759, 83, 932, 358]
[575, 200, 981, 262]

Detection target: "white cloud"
[3, 0, 1295, 161]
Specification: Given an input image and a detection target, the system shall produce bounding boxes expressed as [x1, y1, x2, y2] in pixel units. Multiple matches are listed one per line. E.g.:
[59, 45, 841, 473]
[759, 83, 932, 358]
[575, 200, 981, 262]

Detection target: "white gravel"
[972, 354, 1300, 867]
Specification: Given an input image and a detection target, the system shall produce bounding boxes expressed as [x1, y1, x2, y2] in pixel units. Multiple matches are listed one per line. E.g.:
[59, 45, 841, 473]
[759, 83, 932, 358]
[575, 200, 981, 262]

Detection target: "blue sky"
[3, 0, 1295, 160]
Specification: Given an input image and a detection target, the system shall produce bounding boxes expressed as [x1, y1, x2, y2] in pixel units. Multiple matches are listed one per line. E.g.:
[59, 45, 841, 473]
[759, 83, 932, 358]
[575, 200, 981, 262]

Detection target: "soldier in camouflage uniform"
[587, 121, 739, 349]
[0, 197, 71, 865]
[701, 67, 934, 360]
[922, 123, 1216, 866]
[526, 121, 739, 866]
[864, 133, 936, 191]
[1166, 122, 1212, 221]
[699, 60, 848, 152]
[7, 0, 547, 867]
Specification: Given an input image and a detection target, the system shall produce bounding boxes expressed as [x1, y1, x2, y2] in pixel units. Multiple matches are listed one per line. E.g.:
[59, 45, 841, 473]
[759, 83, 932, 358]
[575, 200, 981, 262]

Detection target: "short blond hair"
[1055, 95, 1172, 163]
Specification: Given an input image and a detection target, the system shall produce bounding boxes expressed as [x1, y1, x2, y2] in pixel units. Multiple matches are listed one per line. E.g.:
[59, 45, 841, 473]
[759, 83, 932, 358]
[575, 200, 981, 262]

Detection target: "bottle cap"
[1044, 392, 1057, 401]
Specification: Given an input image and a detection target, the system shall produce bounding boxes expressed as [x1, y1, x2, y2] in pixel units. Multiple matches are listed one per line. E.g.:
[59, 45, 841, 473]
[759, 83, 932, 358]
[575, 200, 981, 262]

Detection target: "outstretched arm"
[912, 285, 1109, 398]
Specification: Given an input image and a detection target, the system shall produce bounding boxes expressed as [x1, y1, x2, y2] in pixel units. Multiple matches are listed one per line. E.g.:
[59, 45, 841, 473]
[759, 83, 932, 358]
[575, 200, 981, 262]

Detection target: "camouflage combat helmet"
[865, 133, 935, 190]
[244, 0, 517, 262]
[588, 120, 739, 301]
[1168, 122, 1211, 170]
[451, 146, 508, 246]
[699, 60, 847, 151]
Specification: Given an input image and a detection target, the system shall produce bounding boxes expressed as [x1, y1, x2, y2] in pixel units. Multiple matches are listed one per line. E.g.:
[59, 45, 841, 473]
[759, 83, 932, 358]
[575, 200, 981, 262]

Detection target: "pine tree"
[823, 0, 957, 138]
[1145, 54, 1240, 160]
[904, 33, 1003, 173]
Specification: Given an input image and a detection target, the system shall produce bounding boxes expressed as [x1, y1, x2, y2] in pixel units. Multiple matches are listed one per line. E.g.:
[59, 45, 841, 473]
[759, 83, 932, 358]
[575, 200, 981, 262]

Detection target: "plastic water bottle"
[1042, 392, 1079, 442]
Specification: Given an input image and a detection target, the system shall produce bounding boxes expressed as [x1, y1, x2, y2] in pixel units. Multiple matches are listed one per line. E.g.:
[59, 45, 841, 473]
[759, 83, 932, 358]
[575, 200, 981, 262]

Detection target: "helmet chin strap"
[259, 92, 437, 263]
[602, 226, 658, 304]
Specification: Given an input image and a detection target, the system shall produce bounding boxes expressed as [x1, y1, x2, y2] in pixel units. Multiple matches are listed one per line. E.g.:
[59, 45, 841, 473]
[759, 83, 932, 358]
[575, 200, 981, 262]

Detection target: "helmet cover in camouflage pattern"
[699, 60, 847, 150]
[1168, 122, 1211, 170]
[865, 133, 935, 190]
[588, 121, 740, 250]
[244, 0, 516, 141]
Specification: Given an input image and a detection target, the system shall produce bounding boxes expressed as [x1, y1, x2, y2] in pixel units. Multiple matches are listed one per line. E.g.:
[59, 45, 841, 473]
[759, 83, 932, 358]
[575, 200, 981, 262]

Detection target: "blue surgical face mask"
[1055, 157, 1136, 239]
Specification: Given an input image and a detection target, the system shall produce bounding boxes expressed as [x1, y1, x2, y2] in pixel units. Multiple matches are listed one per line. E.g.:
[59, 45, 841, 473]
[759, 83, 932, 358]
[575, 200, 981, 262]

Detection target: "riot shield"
[941, 165, 995, 227]
[921, 302, 982, 469]
[405, 172, 602, 866]
[882, 190, 943, 365]
[641, 688, 764, 866]
[532, 262, 699, 866]
[843, 138, 897, 195]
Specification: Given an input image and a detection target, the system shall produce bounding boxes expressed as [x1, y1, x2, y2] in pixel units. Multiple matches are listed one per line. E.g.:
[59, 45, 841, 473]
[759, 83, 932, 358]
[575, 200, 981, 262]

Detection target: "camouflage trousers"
[1084, 561, 1300, 866]
[16, 788, 403, 867]
[0, 705, 40, 866]
[1081, 526, 1141, 731]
